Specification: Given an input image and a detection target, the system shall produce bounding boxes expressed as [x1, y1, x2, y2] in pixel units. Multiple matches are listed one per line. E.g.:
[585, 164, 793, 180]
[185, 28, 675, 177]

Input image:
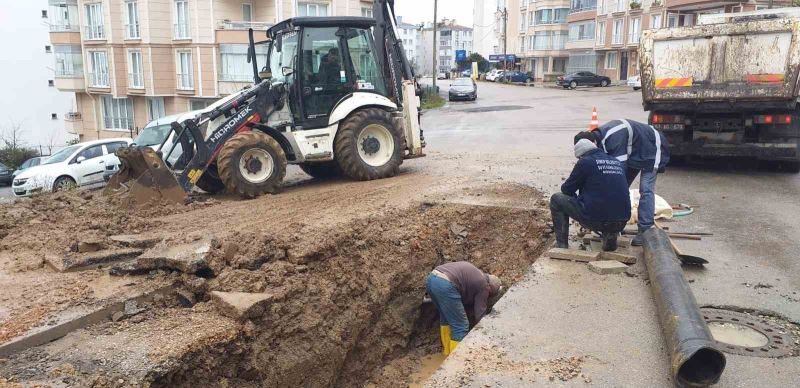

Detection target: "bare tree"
[45, 127, 59, 156]
[0, 120, 25, 154]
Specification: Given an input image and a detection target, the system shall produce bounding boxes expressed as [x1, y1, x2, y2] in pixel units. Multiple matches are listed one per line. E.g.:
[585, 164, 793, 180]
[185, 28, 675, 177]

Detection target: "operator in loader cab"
[426, 261, 502, 356]
[550, 136, 631, 251]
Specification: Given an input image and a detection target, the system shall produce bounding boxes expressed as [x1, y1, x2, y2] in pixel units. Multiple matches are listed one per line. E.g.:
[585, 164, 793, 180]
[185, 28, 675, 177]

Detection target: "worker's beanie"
[574, 139, 597, 159]
[574, 130, 597, 145]
[487, 274, 502, 295]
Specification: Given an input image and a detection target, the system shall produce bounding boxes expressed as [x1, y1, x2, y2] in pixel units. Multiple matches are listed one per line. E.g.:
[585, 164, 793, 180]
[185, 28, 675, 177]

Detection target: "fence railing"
[174, 23, 190, 39]
[125, 23, 140, 39]
[55, 67, 83, 77]
[50, 24, 79, 32]
[65, 112, 82, 121]
[88, 72, 109, 87]
[84, 25, 104, 39]
[177, 73, 193, 90]
[128, 73, 144, 88]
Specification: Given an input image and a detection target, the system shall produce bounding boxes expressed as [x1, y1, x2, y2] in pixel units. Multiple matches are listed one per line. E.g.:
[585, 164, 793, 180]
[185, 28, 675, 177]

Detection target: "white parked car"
[628, 75, 642, 90]
[12, 138, 132, 196]
[486, 70, 505, 82]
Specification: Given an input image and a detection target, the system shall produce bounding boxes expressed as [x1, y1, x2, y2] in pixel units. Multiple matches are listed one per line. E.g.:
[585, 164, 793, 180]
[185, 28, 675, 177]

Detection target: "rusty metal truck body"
[639, 11, 800, 170]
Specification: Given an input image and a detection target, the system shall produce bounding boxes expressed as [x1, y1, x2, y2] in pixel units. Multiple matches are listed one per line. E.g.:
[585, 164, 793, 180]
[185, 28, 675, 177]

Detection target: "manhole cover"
[460, 105, 531, 113]
[701, 308, 797, 358]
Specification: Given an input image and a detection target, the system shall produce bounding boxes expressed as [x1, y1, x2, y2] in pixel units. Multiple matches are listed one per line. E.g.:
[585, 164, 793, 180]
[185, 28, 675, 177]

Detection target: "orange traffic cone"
[589, 107, 599, 131]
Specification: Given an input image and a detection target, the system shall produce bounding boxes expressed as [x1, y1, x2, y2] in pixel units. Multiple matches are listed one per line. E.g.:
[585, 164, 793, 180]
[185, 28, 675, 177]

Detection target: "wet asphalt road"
[424, 79, 800, 386]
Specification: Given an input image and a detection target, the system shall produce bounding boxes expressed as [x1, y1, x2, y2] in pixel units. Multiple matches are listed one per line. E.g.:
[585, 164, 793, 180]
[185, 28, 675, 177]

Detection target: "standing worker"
[550, 137, 631, 251]
[426, 261, 502, 356]
[586, 119, 670, 246]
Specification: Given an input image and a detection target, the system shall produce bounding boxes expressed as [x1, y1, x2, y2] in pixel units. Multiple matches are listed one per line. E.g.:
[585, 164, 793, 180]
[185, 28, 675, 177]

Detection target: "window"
[242, 3, 252, 22]
[535, 9, 553, 24]
[125, 1, 140, 39]
[85, 2, 104, 39]
[55, 45, 83, 77]
[147, 97, 165, 121]
[346, 28, 387, 95]
[569, 0, 597, 13]
[598, 0, 605, 14]
[88, 51, 108, 87]
[298, 2, 329, 17]
[519, 13, 526, 31]
[50, 1, 79, 31]
[219, 44, 267, 82]
[48, 80, 54, 87]
[597, 21, 606, 45]
[605, 52, 617, 69]
[361, 7, 373, 17]
[77, 145, 104, 160]
[128, 51, 144, 88]
[105, 142, 128, 154]
[616, 0, 625, 12]
[174, 0, 190, 39]
[569, 21, 596, 41]
[102, 96, 134, 130]
[553, 58, 567, 73]
[190, 99, 217, 111]
[612, 19, 623, 44]
[554, 8, 569, 23]
[629, 17, 640, 43]
[42, 10, 48, 18]
[667, 13, 678, 28]
[268, 31, 299, 85]
[176, 51, 193, 89]
[51, 113, 58, 120]
[45, 45, 52, 53]
[528, 11, 534, 26]
[533, 32, 568, 50]
[651, 14, 662, 29]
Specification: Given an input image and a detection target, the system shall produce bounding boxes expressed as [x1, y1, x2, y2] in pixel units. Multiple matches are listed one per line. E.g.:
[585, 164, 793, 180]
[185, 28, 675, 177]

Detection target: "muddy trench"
[153, 200, 551, 388]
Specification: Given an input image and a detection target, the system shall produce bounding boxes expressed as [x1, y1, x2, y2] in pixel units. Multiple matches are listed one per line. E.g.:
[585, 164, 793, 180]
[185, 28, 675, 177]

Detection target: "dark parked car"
[448, 78, 477, 101]
[557, 72, 611, 89]
[500, 71, 533, 83]
[0, 162, 13, 186]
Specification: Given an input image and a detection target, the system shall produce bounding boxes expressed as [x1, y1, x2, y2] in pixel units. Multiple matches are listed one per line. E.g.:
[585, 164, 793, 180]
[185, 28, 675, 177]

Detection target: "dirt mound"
[0, 190, 212, 272]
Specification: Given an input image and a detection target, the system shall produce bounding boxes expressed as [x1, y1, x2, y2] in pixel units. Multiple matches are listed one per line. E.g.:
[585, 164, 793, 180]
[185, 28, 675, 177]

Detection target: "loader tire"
[334, 108, 405, 181]
[217, 131, 287, 198]
[195, 164, 225, 194]
[300, 161, 340, 179]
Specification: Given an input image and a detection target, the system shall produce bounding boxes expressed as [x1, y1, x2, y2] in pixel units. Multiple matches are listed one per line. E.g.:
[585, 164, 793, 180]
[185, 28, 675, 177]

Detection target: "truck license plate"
[657, 124, 684, 131]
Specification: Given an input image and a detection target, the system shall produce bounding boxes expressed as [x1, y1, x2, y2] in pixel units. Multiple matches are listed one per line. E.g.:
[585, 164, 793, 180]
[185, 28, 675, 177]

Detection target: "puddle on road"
[460, 105, 531, 113]
[408, 353, 447, 388]
[708, 322, 769, 347]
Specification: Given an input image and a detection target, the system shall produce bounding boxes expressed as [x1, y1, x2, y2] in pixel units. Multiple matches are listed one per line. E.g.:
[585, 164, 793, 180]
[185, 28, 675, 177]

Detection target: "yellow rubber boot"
[439, 325, 451, 355]
[449, 339, 460, 354]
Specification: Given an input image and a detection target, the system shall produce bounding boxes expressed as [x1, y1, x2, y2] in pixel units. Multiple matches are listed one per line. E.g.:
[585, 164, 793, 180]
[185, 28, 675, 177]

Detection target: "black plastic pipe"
[642, 227, 726, 387]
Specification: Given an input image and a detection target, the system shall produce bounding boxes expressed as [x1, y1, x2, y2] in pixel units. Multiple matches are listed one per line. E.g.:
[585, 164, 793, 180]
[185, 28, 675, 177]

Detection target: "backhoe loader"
[106, 0, 424, 204]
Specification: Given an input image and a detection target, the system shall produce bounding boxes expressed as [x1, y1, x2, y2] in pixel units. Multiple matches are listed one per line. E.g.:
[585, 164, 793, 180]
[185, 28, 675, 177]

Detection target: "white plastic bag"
[629, 189, 673, 224]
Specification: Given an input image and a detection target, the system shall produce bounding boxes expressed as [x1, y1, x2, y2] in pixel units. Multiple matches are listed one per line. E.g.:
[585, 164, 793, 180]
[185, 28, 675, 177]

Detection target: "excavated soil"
[0, 182, 551, 388]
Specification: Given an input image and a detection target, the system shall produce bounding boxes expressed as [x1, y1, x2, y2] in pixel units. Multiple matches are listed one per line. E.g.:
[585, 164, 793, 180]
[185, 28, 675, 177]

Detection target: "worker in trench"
[582, 119, 670, 246]
[425, 261, 502, 356]
[550, 136, 631, 251]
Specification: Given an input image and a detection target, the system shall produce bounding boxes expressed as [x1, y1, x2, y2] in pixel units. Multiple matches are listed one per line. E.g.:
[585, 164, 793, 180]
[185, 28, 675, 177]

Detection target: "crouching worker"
[550, 136, 631, 251]
[426, 261, 502, 356]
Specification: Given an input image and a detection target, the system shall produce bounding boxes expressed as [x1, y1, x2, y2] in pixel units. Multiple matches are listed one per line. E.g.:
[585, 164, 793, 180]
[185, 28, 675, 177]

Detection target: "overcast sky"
[395, 0, 474, 26]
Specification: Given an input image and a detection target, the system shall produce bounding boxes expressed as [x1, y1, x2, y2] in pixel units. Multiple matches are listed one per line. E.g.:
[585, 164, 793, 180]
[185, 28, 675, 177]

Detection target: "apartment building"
[48, 0, 377, 142]
[518, 0, 570, 81]
[567, 0, 791, 81]
[473, 0, 502, 57]
[419, 19, 473, 76]
[395, 16, 421, 69]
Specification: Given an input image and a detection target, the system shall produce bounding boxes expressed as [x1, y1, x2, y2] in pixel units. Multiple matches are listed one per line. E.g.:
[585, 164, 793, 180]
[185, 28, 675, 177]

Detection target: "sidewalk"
[425, 252, 800, 387]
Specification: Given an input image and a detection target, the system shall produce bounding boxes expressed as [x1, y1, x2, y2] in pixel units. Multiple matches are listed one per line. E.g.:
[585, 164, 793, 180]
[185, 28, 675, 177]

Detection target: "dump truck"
[639, 9, 800, 171]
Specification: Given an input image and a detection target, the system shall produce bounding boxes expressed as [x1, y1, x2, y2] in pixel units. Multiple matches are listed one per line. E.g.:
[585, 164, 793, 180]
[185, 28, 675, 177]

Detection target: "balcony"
[53, 76, 85, 91]
[216, 20, 273, 30]
[64, 112, 83, 135]
[174, 23, 191, 39]
[88, 72, 109, 89]
[84, 25, 105, 40]
[569, 0, 597, 13]
[50, 24, 79, 32]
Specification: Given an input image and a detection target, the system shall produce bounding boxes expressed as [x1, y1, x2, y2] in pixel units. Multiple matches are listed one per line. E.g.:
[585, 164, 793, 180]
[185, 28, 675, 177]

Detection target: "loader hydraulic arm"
[372, 0, 416, 105]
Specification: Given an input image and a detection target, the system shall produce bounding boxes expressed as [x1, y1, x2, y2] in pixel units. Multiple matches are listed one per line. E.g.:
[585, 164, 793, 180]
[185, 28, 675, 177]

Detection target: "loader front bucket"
[104, 146, 187, 206]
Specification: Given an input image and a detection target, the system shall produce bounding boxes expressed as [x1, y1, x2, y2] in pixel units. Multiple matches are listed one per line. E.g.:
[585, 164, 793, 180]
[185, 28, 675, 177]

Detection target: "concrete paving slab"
[45, 248, 144, 272]
[588, 260, 628, 274]
[546, 248, 598, 262]
[133, 239, 212, 274]
[211, 291, 275, 321]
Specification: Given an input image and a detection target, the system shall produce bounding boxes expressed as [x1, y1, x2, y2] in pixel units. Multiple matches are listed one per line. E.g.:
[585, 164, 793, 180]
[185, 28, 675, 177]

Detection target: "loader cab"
[265, 17, 388, 130]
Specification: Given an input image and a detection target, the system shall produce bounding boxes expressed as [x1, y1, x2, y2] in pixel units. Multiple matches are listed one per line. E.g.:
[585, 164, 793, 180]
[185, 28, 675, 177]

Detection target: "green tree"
[457, 53, 491, 73]
[0, 121, 40, 169]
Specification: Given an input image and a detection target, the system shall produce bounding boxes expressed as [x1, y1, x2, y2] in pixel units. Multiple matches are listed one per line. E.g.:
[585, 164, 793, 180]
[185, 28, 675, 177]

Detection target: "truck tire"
[334, 108, 405, 181]
[300, 161, 339, 179]
[195, 164, 225, 194]
[785, 161, 800, 173]
[217, 131, 287, 198]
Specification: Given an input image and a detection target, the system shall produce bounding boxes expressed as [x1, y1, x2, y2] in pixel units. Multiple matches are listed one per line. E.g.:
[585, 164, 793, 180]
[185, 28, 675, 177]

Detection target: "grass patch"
[421, 94, 446, 109]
